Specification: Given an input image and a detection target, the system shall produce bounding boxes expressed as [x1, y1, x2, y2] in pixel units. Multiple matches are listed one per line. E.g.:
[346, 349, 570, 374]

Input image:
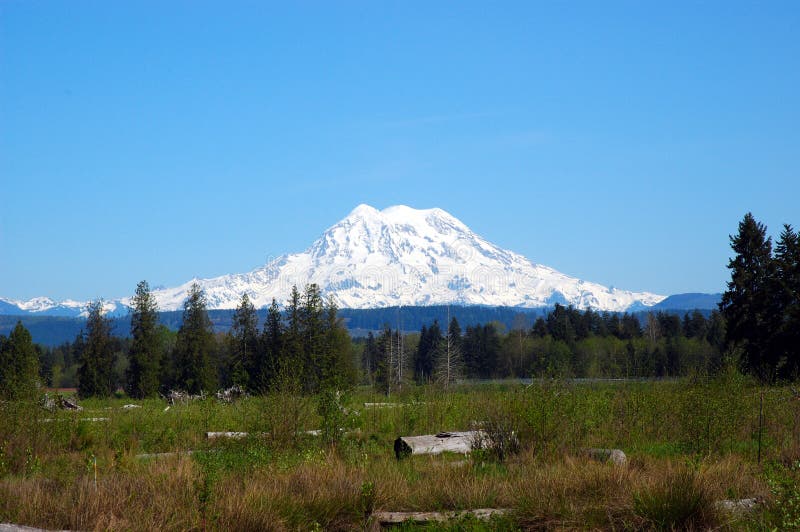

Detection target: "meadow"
[1, 370, 799, 530]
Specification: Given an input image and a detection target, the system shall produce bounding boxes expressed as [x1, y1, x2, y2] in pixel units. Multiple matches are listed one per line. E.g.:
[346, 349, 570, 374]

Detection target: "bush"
[763, 460, 800, 529]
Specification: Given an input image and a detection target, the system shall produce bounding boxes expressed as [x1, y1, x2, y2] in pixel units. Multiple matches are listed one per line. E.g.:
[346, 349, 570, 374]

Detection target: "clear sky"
[1, 1, 798, 302]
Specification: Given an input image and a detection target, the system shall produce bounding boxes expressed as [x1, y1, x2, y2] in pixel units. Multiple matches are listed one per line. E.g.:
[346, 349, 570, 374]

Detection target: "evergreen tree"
[683, 310, 708, 340]
[125, 280, 162, 398]
[462, 323, 500, 378]
[255, 298, 282, 393]
[0, 321, 40, 399]
[531, 317, 548, 338]
[620, 313, 642, 339]
[362, 331, 380, 384]
[720, 213, 777, 381]
[174, 283, 217, 393]
[230, 293, 259, 389]
[657, 312, 683, 339]
[772, 224, 800, 378]
[603, 312, 622, 339]
[78, 300, 116, 398]
[547, 304, 575, 344]
[301, 284, 326, 392]
[322, 296, 355, 389]
[414, 320, 441, 382]
[281, 285, 304, 385]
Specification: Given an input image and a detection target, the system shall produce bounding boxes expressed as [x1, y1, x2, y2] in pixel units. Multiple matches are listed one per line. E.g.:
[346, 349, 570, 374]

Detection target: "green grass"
[0, 375, 797, 529]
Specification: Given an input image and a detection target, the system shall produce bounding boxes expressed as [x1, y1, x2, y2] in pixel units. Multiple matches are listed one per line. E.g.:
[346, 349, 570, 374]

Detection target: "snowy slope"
[146, 204, 665, 311]
[0, 297, 124, 317]
[1, 205, 666, 314]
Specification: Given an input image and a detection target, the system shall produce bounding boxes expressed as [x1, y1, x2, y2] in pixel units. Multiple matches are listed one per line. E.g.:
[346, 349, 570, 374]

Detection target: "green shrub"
[763, 460, 800, 529]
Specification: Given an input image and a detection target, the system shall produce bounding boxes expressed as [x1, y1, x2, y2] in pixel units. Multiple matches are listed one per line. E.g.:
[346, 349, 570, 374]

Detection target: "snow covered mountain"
[0, 297, 123, 318]
[1, 204, 666, 315]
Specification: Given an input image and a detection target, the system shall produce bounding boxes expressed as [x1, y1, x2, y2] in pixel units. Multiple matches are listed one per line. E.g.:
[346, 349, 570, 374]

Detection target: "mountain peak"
[1, 204, 667, 315]
[347, 203, 380, 219]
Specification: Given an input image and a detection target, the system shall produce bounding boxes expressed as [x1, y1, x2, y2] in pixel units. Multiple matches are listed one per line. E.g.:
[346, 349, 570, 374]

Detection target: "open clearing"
[2, 375, 799, 530]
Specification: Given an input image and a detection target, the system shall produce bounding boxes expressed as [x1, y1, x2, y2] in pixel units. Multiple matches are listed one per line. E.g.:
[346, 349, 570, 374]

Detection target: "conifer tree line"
[355, 212, 798, 385]
[23, 282, 356, 398]
[358, 307, 727, 385]
[720, 213, 800, 382]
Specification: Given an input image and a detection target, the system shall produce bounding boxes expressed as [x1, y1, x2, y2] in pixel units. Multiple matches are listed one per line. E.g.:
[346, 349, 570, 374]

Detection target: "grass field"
[2, 371, 799, 530]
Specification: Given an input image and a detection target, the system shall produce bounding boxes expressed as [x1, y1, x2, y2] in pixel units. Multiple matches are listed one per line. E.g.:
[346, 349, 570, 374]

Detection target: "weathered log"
[0, 524, 72, 532]
[163, 389, 206, 405]
[121, 404, 141, 409]
[394, 431, 484, 459]
[716, 498, 759, 513]
[584, 448, 627, 466]
[41, 393, 83, 412]
[372, 508, 508, 524]
[205, 429, 335, 439]
[364, 402, 400, 408]
[206, 431, 249, 439]
[39, 417, 110, 423]
[364, 402, 427, 408]
[215, 385, 249, 404]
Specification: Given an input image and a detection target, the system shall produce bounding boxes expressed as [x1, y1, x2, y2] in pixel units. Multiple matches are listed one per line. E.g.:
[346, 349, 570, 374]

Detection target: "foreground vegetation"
[2, 374, 800, 530]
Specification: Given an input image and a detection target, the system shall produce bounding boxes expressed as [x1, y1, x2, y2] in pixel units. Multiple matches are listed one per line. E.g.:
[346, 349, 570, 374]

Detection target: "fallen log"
[206, 431, 250, 439]
[364, 402, 427, 408]
[716, 497, 759, 513]
[40, 393, 83, 412]
[394, 431, 484, 459]
[372, 508, 508, 524]
[215, 385, 248, 404]
[39, 417, 110, 423]
[0, 523, 72, 532]
[583, 448, 627, 466]
[205, 429, 328, 439]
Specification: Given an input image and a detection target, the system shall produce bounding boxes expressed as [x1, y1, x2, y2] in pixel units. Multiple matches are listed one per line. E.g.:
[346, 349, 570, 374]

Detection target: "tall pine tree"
[322, 296, 355, 389]
[772, 224, 800, 378]
[255, 298, 283, 393]
[126, 280, 162, 398]
[279, 285, 304, 388]
[78, 300, 115, 398]
[230, 293, 259, 389]
[720, 213, 777, 381]
[173, 283, 217, 393]
[301, 284, 326, 392]
[0, 321, 40, 399]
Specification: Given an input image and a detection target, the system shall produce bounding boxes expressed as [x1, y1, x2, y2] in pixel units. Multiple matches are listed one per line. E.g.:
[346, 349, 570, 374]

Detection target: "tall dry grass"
[1, 378, 794, 529]
[0, 450, 767, 531]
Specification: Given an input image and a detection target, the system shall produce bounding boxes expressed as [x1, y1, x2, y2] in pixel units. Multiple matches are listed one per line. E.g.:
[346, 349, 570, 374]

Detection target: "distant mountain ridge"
[2, 204, 672, 315]
[651, 293, 722, 311]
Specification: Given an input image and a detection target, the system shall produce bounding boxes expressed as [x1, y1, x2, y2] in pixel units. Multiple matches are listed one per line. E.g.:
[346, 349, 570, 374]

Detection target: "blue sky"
[1, 1, 798, 302]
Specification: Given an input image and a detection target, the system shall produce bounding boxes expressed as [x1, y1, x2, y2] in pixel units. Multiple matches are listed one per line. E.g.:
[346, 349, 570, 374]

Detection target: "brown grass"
[0, 451, 767, 531]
